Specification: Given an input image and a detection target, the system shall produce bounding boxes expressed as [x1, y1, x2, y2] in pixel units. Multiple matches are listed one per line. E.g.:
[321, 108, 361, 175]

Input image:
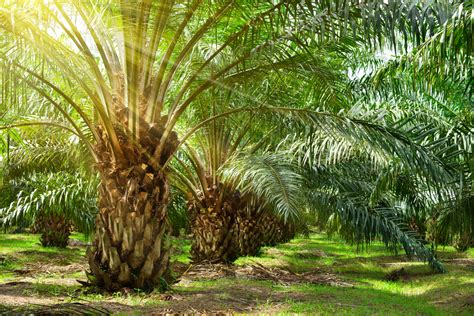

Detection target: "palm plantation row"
[0, 0, 471, 292]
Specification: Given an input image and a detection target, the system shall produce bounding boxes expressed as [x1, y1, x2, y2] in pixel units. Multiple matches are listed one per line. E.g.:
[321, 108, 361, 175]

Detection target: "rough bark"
[86, 124, 178, 292]
[190, 189, 297, 262]
[234, 207, 264, 256]
[189, 187, 241, 263]
[35, 211, 71, 248]
[260, 212, 296, 246]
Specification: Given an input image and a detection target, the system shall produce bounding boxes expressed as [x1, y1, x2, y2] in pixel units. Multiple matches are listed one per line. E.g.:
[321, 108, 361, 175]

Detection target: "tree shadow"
[0, 274, 472, 314]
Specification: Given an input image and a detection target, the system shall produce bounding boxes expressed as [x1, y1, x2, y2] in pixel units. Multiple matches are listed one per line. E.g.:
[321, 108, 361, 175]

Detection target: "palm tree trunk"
[190, 194, 296, 262]
[189, 189, 240, 263]
[260, 212, 295, 246]
[234, 208, 263, 256]
[234, 209, 296, 255]
[279, 221, 296, 243]
[86, 125, 177, 291]
[35, 211, 71, 248]
[259, 212, 281, 246]
[454, 232, 473, 252]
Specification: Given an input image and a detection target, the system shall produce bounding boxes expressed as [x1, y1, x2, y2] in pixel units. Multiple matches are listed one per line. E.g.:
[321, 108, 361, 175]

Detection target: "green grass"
[278, 285, 445, 315]
[234, 235, 474, 315]
[171, 237, 192, 264]
[70, 232, 91, 243]
[0, 233, 86, 282]
[468, 248, 474, 256]
[0, 233, 87, 254]
[1, 232, 473, 314]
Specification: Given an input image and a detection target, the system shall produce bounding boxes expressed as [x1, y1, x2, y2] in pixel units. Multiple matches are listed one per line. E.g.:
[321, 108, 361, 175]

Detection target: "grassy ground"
[0, 232, 473, 315]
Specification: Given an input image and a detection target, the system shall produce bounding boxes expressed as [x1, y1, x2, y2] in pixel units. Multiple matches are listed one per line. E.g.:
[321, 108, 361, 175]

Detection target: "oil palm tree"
[0, 124, 97, 247]
[169, 40, 350, 263]
[346, 0, 472, 251]
[286, 0, 472, 265]
[0, 0, 466, 289]
[0, 0, 348, 290]
[0, 171, 98, 247]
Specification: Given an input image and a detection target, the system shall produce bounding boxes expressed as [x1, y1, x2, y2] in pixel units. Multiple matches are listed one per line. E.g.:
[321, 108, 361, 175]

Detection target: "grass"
[0, 233, 86, 282]
[171, 237, 192, 265]
[234, 235, 474, 315]
[1, 232, 473, 314]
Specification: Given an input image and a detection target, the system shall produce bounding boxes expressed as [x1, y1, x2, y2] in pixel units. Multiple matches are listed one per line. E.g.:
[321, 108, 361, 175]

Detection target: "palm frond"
[221, 152, 305, 221]
[304, 160, 446, 272]
[0, 172, 99, 235]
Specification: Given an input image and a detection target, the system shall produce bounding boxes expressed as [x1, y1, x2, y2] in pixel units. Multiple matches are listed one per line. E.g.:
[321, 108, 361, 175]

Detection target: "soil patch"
[0, 282, 60, 306]
[443, 258, 474, 267]
[0, 302, 110, 315]
[383, 267, 438, 282]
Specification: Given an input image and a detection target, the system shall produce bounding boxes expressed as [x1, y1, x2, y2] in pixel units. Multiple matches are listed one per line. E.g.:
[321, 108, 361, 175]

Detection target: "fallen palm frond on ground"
[177, 262, 353, 288]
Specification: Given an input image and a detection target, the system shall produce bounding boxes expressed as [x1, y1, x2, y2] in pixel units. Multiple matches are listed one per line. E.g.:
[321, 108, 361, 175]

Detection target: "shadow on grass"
[15, 250, 84, 265]
[0, 269, 472, 315]
[0, 281, 79, 298]
[420, 280, 474, 314]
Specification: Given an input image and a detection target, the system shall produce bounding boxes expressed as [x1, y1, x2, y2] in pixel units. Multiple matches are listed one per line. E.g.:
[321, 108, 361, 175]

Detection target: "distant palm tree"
[0, 171, 98, 247]
[0, 133, 97, 247]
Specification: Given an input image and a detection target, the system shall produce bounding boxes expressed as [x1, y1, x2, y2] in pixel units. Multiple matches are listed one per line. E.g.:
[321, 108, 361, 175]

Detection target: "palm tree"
[346, 0, 472, 252]
[171, 45, 351, 262]
[0, 171, 98, 247]
[0, 0, 466, 289]
[286, 0, 472, 267]
[0, 0, 339, 290]
[0, 127, 97, 247]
